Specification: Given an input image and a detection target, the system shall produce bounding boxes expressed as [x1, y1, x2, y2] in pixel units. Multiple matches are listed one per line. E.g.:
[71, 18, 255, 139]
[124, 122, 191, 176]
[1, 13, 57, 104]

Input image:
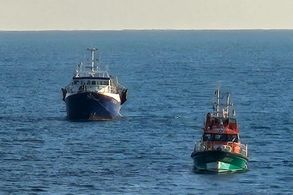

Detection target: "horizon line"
[1, 28, 293, 32]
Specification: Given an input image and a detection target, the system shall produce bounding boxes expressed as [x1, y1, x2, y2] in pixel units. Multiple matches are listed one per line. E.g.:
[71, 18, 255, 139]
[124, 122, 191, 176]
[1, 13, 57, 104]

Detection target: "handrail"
[195, 141, 248, 157]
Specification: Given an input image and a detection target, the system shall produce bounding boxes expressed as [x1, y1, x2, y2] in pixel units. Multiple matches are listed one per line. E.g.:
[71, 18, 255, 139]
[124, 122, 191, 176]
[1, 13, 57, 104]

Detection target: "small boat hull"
[191, 150, 248, 173]
[65, 92, 121, 120]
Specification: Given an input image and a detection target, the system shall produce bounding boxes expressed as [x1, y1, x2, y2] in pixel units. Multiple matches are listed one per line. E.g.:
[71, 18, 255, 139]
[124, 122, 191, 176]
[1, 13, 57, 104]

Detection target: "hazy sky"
[1, 0, 293, 30]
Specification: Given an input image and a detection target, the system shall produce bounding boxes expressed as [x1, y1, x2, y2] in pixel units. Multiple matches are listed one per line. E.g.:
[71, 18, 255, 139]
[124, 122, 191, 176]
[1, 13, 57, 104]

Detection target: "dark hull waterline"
[65, 92, 121, 120]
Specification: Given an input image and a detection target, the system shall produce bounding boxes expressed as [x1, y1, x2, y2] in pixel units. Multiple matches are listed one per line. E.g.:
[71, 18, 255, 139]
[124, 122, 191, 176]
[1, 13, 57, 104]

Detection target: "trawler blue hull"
[65, 92, 121, 120]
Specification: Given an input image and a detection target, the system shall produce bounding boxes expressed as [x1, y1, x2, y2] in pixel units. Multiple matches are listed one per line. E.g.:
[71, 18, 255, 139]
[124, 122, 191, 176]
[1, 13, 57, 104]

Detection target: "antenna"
[215, 82, 221, 117]
[216, 88, 220, 117]
[75, 62, 83, 77]
[226, 92, 230, 115]
[87, 48, 98, 72]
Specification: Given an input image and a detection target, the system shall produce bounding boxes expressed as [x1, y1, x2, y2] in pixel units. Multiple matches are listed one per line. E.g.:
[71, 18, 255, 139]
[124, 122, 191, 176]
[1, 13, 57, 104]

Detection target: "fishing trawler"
[191, 88, 248, 173]
[61, 48, 127, 120]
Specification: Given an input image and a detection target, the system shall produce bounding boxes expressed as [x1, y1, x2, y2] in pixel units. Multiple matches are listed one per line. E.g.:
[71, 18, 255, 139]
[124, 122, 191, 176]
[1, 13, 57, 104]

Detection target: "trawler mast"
[87, 48, 98, 72]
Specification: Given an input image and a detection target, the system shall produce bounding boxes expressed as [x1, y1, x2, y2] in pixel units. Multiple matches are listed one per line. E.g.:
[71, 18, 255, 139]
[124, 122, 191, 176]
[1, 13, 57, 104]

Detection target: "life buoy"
[234, 145, 241, 153]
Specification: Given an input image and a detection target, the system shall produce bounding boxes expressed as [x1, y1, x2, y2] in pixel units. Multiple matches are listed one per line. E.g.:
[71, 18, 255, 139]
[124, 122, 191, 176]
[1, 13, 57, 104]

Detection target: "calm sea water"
[0, 31, 292, 194]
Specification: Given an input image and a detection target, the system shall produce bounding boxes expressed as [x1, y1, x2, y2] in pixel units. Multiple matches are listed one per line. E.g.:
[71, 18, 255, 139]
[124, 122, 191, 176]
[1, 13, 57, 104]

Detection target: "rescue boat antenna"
[226, 93, 230, 115]
[87, 48, 98, 72]
[216, 88, 220, 117]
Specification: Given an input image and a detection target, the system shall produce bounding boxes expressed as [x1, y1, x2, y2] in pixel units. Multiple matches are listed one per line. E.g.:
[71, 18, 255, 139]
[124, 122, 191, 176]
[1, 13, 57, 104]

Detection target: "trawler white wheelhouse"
[65, 76, 121, 103]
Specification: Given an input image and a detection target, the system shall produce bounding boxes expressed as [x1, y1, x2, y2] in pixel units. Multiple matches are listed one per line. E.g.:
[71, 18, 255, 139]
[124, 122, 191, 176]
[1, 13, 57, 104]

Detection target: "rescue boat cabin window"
[203, 133, 238, 142]
[203, 134, 212, 141]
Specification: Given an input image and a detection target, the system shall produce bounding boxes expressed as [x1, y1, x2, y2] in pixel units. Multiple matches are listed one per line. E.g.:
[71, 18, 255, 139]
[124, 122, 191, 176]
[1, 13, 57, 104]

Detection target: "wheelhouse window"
[73, 80, 79, 85]
[214, 134, 227, 141]
[101, 81, 109, 85]
[203, 133, 238, 142]
[92, 81, 96, 85]
[203, 134, 212, 141]
[227, 134, 238, 142]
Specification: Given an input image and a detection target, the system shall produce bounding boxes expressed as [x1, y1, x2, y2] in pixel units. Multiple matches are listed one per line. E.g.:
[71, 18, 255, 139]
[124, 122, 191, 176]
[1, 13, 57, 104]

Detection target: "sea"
[0, 30, 292, 194]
